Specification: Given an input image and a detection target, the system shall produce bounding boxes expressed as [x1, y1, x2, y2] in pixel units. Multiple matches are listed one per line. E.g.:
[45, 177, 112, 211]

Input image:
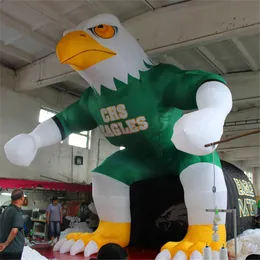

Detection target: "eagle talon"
[158, 224, 226, 259]
[160, 240, 204, 259]
[155, 249, 172, 260]
[57, 221, 130, 256]
[84, 240, 99, 257]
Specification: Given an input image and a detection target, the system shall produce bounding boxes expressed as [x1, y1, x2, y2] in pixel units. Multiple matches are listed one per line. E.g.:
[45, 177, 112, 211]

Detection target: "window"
[39, 108, 91, 149]
[68, 132, 88, 149]
[88, 131, 92, 150]
[39, 108, 63, 143]
[39, 108, 56, 123]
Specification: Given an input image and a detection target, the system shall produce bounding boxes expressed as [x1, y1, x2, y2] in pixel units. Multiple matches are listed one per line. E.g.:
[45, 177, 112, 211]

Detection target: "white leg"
[155, 163, 228, 260]
[180, 163, 227, 225]
[92, 172, 131, 223]
[69, 173, 131, 256]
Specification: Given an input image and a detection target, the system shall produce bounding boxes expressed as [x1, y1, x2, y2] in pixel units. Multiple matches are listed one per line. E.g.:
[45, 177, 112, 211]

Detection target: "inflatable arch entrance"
[130, 160, 257, 247]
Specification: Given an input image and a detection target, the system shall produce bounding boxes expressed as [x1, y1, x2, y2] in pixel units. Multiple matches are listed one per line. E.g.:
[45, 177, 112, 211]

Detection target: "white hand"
[171, 108, 225, 156]
[4, 134, 38, 166]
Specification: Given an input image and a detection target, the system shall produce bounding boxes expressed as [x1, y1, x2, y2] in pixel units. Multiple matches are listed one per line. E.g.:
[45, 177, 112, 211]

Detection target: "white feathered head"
[56, 14, 155, 94]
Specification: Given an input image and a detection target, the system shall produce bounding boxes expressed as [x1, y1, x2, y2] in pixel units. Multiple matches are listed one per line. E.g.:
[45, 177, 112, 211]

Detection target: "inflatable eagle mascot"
[5, 14, 233, 259]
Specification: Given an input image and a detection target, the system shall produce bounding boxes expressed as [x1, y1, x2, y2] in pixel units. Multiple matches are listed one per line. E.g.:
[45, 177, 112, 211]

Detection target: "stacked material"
[60, 222, 93, 240]
[227, 229, 260, 259]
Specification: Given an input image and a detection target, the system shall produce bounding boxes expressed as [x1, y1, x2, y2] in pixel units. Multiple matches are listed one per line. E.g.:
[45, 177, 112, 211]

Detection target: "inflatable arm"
[4, 99, 97, 166]
[171, 80, 232, 155]
[196, 81, 232, 116]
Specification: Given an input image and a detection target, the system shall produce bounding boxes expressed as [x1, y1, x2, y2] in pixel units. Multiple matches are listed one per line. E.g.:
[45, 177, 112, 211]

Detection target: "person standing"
[0, 189, 25, 260]
[46, 197, 62, 246]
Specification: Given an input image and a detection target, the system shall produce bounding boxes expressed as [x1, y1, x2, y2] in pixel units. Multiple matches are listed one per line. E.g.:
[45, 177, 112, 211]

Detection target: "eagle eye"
[90, 25, 117, 39]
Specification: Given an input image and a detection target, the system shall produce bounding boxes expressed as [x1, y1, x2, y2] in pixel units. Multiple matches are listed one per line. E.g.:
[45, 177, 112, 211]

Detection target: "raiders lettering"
[99, 104, 149, 137]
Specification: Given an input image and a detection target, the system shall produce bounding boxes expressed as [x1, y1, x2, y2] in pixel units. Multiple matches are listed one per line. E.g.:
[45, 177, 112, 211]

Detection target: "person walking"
[46, 197, 62, 246]
[0, 189, 25, 260]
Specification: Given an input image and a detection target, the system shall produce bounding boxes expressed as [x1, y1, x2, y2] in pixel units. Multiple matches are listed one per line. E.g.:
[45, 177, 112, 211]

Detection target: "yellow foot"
[54, 221, 130, 257]
[156, 224, 226, 259]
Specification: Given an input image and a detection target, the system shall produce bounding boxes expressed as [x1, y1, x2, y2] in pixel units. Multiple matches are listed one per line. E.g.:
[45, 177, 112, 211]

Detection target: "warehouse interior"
[0, 0, 259, 259]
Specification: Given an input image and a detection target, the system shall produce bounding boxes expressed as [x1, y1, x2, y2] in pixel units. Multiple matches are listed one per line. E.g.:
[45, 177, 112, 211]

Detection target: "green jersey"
[54, 64, 225, 156]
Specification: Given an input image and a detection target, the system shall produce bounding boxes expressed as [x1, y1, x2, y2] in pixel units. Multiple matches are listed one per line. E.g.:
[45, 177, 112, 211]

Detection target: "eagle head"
[56, 14, 155, 94]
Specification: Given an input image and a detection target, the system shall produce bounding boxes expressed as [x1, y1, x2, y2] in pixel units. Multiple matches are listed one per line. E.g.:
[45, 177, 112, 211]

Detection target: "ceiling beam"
[142, 0, 155, 10]
[231, 38, 258, 71]
[218, 145, 259, 152]
[68, 75, 90, 89]
[196, 46, 228, 74]
[82, 0, 113, 14]
[0, 11, 56, 50]
[125, 0, 260, 55]
[221, 146, 259, 161]
[14, 0, 259, 91]
[21, 0, 77, 29]
[224, 71, 260, 101]
[219, 132, 259, 149]
[224, 123, 259, 134]
[227, 107, 259, 122]
[233, 96, 260, 112]
[233, 96, 260, 106]
[232, 96, 260, 112]
[0, 65, 16, 88]
[244, 159, 260, 167]
[15, 54, 74, 91]
[159, 54, 185, 69]
[0, 40, 35, 63]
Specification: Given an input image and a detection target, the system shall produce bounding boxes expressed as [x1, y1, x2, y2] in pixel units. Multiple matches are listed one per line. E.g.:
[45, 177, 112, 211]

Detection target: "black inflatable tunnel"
[129, 160, 257, 248]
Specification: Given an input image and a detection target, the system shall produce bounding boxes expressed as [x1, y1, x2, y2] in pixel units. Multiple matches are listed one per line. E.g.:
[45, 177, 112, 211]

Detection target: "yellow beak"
[56, 30, 116, 70]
